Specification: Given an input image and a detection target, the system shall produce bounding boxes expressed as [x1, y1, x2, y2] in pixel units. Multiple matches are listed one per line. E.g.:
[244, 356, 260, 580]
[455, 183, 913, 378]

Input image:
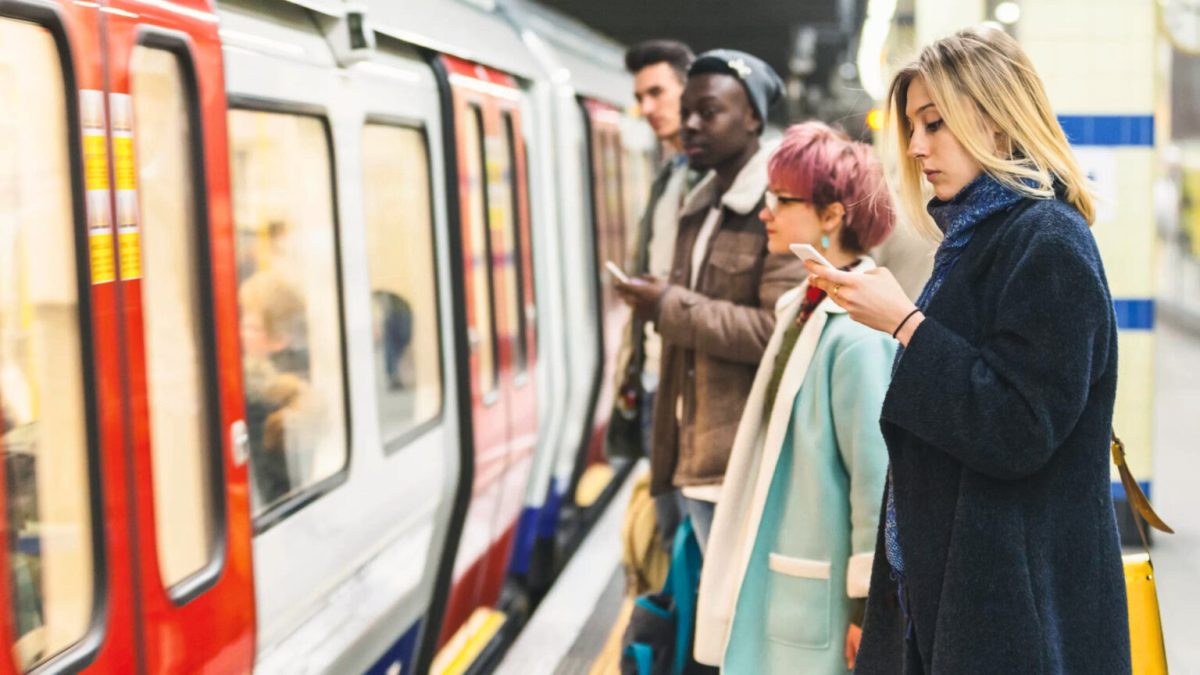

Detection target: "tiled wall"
[899, 0, 1162, 492]
[1021, 0, 1160, 491]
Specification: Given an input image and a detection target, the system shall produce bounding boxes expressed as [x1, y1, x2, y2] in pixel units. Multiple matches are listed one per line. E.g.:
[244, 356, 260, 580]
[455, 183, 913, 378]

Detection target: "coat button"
[686, 368, 694, 378]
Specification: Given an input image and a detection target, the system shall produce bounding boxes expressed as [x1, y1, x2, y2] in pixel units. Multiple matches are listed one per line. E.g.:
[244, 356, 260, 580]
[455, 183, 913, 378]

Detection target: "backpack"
[620, 516, 714, 675]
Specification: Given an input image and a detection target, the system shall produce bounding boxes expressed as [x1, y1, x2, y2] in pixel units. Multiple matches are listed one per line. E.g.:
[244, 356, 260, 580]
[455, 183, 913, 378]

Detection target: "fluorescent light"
[856, 0, 898, 101]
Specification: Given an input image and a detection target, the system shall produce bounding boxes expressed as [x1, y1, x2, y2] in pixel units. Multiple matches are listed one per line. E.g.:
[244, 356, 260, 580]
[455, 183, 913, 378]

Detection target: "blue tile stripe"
[1112, 480, 1151, 503]
[1057, 115, 1154, 147]
[1113, 299, 1154, 331]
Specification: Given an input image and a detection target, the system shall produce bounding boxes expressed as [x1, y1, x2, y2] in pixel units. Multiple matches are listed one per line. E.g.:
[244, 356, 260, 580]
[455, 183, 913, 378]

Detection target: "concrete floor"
[1149, 317, 1200, 673]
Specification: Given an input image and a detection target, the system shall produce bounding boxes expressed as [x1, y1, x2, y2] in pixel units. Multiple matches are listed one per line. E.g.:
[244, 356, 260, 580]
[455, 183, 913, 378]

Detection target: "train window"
[361, 124, 442, 449]
[227, 109, 349, 518]
[498, 112, 528, 375]
[0, 17, 96, 670]
[130, 45, 219, 590]
[462, 105, 499, 399]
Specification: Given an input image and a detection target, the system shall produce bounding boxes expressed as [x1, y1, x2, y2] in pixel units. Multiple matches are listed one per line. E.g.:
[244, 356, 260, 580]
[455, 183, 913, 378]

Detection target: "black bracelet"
[892, 308, 921, 340]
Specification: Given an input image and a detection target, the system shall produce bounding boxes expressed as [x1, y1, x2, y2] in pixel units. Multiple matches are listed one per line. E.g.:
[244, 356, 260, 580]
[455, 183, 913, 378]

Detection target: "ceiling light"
[995, 1, 1021, 25]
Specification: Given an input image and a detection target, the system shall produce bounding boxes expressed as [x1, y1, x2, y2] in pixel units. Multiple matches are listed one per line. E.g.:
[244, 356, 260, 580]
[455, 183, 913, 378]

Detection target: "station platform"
[498, 317, 1200, 674]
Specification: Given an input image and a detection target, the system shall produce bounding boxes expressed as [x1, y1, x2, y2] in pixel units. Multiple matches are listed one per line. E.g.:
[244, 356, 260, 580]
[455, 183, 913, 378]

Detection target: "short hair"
[767, 122, 896, 252]
[624, 40, 693, 81]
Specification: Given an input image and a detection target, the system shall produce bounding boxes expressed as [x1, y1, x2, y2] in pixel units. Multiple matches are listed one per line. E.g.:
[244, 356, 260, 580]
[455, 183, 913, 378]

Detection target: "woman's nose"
[759, 206, 773, 223]
[907, 131, 927, 159]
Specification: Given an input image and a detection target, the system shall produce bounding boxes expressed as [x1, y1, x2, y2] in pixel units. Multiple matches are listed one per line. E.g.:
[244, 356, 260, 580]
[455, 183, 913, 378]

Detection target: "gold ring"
[832, 284, 841, 297]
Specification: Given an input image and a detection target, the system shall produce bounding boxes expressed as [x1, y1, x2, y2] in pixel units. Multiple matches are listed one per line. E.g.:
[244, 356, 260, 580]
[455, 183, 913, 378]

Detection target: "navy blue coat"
[855, 197, 1130, 674]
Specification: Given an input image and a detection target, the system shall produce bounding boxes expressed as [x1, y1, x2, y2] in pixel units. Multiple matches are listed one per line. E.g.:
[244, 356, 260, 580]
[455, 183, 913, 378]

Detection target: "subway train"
[0, 0, 656, 672]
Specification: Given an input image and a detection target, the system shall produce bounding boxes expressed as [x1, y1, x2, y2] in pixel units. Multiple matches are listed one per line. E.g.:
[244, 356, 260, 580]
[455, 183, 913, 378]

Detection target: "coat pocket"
[765, 553, 832, 649]
[703, 249, 758, 302]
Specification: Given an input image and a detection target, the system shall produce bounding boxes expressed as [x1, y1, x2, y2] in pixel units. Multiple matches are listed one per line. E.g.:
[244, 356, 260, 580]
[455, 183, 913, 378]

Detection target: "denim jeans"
[679, 495, 716, 555]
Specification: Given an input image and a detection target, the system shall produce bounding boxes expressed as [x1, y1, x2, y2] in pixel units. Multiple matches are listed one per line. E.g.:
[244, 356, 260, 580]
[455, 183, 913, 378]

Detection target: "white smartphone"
[605, 260, 631, 284]
[789, 243, 834, 269]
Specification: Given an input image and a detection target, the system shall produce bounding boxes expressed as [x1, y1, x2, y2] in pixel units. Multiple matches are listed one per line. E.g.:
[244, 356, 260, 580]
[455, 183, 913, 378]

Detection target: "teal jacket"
[695, 261, 894, 674]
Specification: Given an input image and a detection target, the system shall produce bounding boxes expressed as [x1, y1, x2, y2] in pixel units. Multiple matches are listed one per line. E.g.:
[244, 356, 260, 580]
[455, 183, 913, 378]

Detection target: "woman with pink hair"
[694, 122, 896, 674]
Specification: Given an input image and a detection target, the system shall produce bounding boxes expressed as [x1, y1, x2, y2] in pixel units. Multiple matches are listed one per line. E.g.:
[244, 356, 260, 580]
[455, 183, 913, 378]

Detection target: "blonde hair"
[885, 26, 1094, 238]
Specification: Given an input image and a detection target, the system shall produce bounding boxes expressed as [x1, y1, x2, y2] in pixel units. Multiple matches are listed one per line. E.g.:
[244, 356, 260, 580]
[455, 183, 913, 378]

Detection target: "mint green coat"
[695, 262, 894, 674]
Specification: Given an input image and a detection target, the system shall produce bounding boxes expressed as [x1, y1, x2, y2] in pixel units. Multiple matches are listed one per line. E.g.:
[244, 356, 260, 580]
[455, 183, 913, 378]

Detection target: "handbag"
[605, 361, 646, 461]
[1112, 433, 1172, 674]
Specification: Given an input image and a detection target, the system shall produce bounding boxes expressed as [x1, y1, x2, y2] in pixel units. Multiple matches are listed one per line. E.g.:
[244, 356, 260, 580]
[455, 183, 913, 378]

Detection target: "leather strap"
[1111, 432, 1174, 558]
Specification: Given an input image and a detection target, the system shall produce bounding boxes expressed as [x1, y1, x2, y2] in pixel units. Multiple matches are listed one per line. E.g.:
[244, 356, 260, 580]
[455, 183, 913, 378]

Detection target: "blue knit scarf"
[883, 172, 1024, 581]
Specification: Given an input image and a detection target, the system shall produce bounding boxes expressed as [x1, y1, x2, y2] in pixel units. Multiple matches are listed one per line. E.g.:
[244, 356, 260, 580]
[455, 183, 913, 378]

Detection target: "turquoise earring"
[820, 234, 830, 250]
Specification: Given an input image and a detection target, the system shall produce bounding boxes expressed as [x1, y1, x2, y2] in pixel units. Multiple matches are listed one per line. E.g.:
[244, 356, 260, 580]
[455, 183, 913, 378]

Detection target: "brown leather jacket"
[649, 146, 805, 495]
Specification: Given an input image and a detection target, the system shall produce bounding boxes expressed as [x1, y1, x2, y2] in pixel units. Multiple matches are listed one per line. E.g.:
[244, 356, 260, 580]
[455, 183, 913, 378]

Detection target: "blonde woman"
[806, 28, 1130, 673]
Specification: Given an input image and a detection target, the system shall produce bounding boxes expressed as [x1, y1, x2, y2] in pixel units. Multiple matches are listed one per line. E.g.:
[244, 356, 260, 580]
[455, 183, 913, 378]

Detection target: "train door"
[99, 1, 256, 671]
[0, 1, 141, 672]
[571, 99, 631, 504]
[435, 55, 538, 660]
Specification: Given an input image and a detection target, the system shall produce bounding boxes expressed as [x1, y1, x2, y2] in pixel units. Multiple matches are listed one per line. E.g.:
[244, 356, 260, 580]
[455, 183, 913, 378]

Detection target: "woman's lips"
[924, 169, 940, 180]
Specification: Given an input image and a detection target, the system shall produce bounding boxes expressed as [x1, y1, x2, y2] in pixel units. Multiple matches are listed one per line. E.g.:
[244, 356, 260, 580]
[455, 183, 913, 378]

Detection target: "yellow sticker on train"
[84, 133, 109, 191]
[113, 136, 136, 192]
[89, 231, 115, 284]
[118, 231, 141, 280]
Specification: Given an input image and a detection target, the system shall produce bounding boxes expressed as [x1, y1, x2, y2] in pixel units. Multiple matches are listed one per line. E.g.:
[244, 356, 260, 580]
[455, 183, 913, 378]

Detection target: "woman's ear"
[982, 115, 1011, 156]
[822, 202, 847, 230]
[996, 130, 1015, 158]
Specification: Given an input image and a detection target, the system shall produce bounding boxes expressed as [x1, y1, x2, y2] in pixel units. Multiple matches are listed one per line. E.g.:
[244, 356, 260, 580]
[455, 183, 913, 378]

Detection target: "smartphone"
[604, 258, 633, 282]
[605, 260, 631, 284]
[789, 243, 834, 269]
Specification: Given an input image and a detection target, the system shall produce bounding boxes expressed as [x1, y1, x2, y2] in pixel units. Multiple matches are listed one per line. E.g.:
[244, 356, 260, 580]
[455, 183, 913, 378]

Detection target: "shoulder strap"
[1111, 432, 1174, 555]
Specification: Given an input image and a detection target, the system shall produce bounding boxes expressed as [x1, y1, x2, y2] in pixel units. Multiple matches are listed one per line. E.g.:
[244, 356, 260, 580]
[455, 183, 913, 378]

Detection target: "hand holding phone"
[606, 260, 631, 284]
[789, 243, 834, 269]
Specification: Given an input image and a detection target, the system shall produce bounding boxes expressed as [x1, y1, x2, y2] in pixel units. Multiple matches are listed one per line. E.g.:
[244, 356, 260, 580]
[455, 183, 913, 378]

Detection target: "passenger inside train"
[0, 1, 1195, 674]
[239, 270, 313, 507]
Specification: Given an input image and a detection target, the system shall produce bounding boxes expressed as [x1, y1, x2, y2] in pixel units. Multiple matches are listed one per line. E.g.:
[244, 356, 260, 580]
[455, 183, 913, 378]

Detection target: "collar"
[775, 256, 876, 317]
[680, 140, 777, 218]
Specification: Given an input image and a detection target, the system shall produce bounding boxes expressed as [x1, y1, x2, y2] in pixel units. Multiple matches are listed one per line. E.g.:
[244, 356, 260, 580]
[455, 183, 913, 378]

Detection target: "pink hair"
[767, 122, 895, 251]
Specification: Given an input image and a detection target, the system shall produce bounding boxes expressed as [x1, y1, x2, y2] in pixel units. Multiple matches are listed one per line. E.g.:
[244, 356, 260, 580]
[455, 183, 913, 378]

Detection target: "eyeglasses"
[764, 190, 807, 215]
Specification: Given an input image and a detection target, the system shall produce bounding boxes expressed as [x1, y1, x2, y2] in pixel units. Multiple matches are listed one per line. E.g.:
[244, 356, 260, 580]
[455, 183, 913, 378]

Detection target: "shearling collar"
[680, 140, 777, 218]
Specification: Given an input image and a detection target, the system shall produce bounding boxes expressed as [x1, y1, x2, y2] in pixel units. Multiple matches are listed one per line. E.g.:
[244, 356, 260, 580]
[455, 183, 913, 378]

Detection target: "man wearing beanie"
[615, 49, 805, 551]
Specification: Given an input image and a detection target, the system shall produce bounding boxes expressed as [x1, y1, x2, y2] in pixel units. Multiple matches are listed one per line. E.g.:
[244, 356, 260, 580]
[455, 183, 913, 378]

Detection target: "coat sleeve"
[881, 219, 1115, 480]
[830, 331, 894, 599]
[655, 251, 805, 364]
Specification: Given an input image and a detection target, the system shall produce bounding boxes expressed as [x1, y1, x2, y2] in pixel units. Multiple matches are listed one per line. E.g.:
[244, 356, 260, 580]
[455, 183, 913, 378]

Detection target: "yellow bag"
[1123, 553, 1167, 675]
[620, 473, 671, 596]
[1112, 434, 1172, 674]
